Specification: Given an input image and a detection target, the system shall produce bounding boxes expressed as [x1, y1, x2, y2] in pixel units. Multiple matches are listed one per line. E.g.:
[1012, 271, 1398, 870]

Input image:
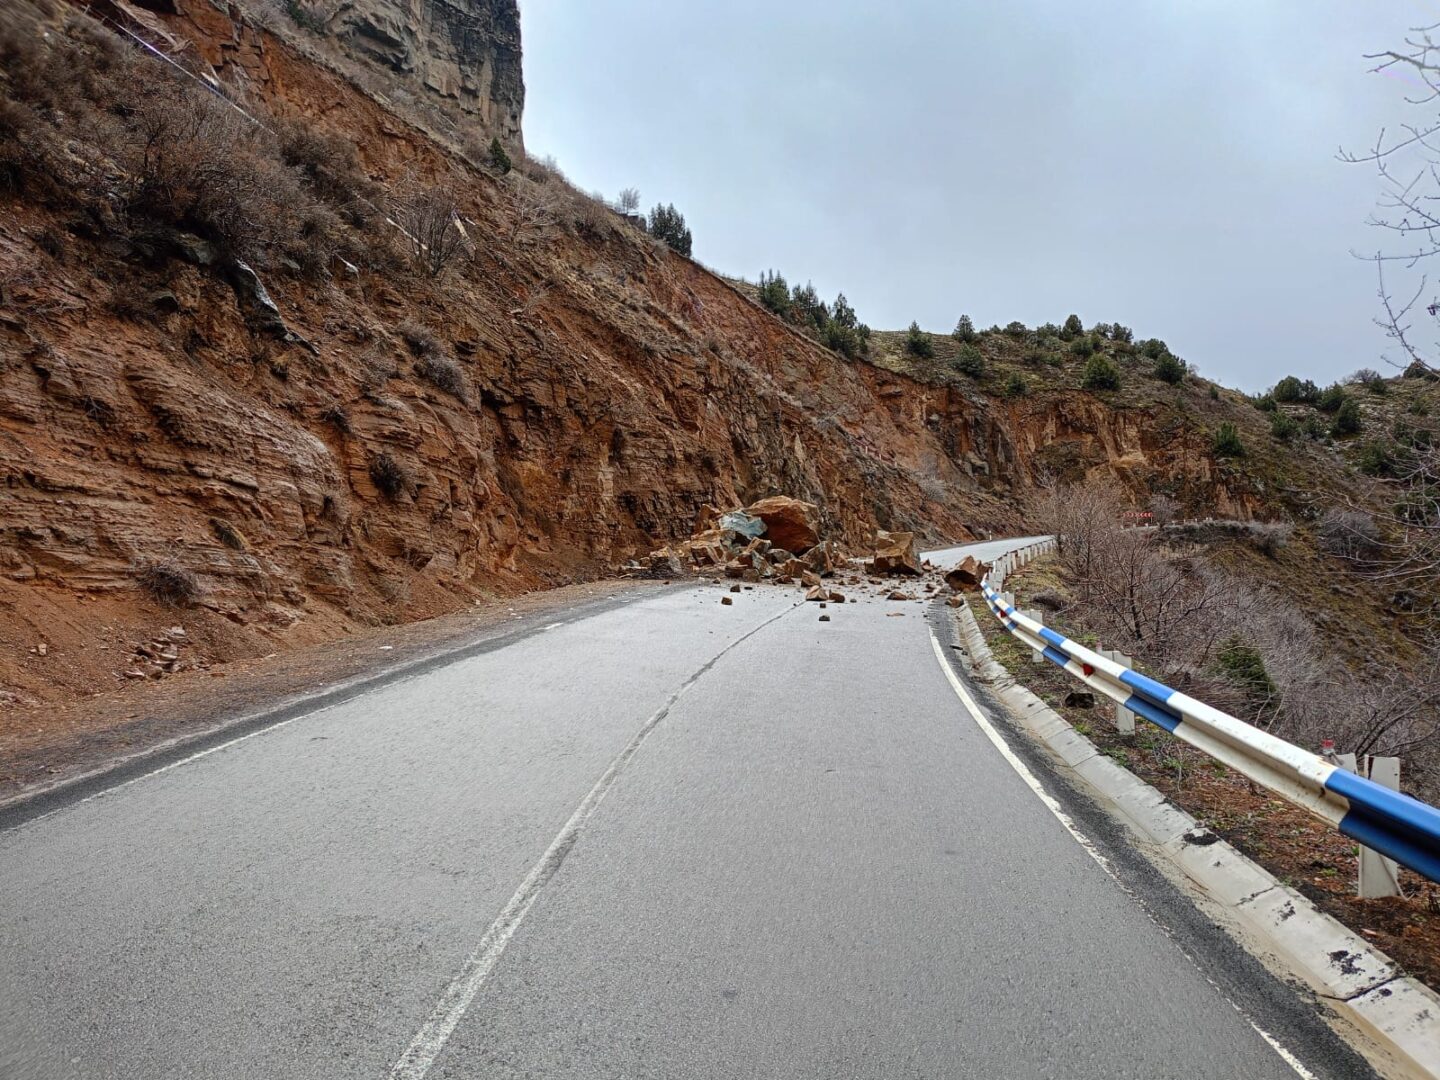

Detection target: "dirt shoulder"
[0, 577, 663, 809]
[967, 574, 1440, 996]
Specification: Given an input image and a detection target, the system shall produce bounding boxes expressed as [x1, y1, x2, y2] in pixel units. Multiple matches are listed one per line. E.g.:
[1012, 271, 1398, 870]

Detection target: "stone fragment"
[944, 556, 990, 592]
[720, 596, 733, 606]
[818, 614, 830, 622]
[742, 496, 820, 553]
[729, 583, 742, 593]
[869, 530, 921, 576]
[887, 590, 915, 601]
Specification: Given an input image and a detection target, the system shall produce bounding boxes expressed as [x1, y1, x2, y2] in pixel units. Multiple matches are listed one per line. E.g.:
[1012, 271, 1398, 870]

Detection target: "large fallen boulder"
[743, 496, 820, 554]
[869, 530, 921, 576]
[944, 555, 990, 592]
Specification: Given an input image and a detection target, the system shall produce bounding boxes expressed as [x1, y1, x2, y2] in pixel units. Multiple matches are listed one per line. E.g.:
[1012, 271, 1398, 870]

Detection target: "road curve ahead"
[1, 538, 1370, 1079]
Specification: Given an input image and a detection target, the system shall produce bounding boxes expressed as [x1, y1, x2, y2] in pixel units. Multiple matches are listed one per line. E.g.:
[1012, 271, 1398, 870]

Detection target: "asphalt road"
[0, 537, 1371, 1079]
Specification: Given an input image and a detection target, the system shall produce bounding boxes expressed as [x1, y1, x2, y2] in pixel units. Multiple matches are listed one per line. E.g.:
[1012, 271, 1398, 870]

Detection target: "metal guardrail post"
[1338, 753, 1403, 899]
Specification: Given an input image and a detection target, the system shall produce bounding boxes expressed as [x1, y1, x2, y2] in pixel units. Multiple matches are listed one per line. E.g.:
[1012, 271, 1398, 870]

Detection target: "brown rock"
[944, 556, 990, 592]
[828, 590, 846, 603]
[946, 595, 964, 608]
[801, 540, 840, 576]
[728, 583, 741, 593]
[743, 496, 820, 553]
[869, 530, 921, 576]
[720, 596, 733, 606]
[805, 586, 826, 602]
[887, 590, 915, 601]
[818, 614, 830, 622]
[800, 569, 823, 589]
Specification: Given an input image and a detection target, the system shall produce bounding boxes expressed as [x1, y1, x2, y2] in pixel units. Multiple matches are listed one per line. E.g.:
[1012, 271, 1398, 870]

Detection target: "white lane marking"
[389, 603, 798, 1080]
[927, 631, 1113, 873]
[927, 630, 1314, 1080]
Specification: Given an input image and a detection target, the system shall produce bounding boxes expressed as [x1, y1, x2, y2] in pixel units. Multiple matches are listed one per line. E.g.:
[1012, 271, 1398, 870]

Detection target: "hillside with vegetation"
[0, 0, 1423, 734]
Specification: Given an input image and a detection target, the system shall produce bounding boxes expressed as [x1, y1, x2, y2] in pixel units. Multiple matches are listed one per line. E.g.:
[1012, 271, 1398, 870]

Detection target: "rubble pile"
[631, 496, 845, 583]
[121, 626, 198, 680]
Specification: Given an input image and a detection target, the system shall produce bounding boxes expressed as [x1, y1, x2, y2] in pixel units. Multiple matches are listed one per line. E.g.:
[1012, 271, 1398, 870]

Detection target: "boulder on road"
[944, 555, 990, 592]
[743, 496, 820, 554]
[869, 530, 920, 576]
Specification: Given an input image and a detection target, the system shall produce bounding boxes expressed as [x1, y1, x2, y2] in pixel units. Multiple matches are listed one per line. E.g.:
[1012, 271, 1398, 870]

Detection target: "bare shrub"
[134, 558, 201, 605]
[318, 402, 350, 433]
[397, 318, 443, 360]
[273, 116, 374, 223]
[414, 354, 467, 401]
[392, 185, 468, 276]
[1318, 509, 1383, 562]
[1245, 520, 1292, 558]
[369, 451, 408, 500]
[504, 176, 562, 246]
[208, 517, 248, 551]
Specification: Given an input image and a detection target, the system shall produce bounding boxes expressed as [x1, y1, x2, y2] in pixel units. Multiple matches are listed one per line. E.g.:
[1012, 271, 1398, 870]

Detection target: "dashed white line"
[388, 603, 797, 1079]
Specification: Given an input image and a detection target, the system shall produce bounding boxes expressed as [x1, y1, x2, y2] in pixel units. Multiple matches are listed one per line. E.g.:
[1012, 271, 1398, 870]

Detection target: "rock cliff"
[0, 0, 1333, 707]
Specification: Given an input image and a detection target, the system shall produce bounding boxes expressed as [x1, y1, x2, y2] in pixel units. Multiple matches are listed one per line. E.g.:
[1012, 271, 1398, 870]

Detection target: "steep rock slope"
[0, 0, 1302, 706]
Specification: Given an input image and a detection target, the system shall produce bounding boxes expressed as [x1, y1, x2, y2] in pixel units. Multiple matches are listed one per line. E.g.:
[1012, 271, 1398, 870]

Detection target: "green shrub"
[488, 137, 512, 175]
[1316, 384, 1347, 413]
[954, 344, 985, 377]
[1213, 421, 1245, 457]
[1061, 313, 1084, 339]
[953, 314, 977, 342]
[1303, 414, 1327, 440]
[1208, 385, 1220, 400]
[1069, 335, 1096, 358]
[1331, 397, 1362, 436]
[1273, 375, 1320, 403]
[1081, 355, 1121, 391]
[1269, 411, 1299, 442]
[822, 321, 859, 359]
[1214, 636, 1276, 711]
[1110, 323, 1134, 344]
[1138, 338, 1168, 360]
[1004, 320, 1029, 338]
[905, 321, 934, 358]
[1356, 441, 1396, 476]
[1152, 352, 1186, 384]
[647, 202, 692, 255]
[1254, 394, 1277, 412]
[1004, 372, 1030, 398]
[758, 270, 790, 316]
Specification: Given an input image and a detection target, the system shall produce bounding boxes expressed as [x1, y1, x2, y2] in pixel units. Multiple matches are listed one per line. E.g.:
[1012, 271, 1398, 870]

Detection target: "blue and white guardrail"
[980, 540, 1440, 884]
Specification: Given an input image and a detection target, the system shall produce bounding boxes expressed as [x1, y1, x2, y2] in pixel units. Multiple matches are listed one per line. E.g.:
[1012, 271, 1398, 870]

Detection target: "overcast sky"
[518, 2, 1428, 392]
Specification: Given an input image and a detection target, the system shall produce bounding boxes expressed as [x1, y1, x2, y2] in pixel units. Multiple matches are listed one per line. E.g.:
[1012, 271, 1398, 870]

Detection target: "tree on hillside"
[953, 314, 977, 342]
[1152, 352, 1186, 384]
[488, 137, 512, 175]
[617, 187, 640, 214]
[1081, 354, 1121, 391]
[905, 321, 934, 358]
[1061, 313, 1084, 339]
[647, 203, 692, 255]
[758, 270, 790, 316]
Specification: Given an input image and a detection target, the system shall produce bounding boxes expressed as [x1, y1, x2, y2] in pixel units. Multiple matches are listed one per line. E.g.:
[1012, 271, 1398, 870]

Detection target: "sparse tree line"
[1035, 480, 1440, 799]
[892, 312, 1199, 397]
[755, 270, 873, 360]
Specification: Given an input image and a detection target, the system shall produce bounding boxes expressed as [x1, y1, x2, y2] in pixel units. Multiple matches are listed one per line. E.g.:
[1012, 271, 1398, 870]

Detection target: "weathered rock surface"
[869, 531, 921, 576]
[944, 556, 990, 592]
[323, 0, 524, 145]
[743, 496, 819, 554]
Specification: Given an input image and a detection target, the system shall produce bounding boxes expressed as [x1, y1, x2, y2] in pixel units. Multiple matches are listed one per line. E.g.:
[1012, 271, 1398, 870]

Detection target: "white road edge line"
[926, 630, 1315, 1080]
[388, 603, 797, 1080]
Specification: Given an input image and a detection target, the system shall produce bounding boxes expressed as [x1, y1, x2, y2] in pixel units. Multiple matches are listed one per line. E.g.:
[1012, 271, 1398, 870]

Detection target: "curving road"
[0, 537, 1371, 1079]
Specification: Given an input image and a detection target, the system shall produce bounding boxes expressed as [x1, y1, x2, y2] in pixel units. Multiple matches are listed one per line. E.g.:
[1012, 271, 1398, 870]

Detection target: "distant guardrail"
[980, 540, 1440, 884]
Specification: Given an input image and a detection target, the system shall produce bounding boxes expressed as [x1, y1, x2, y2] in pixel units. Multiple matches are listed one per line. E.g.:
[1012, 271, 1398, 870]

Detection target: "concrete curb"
[953, 600, 1440, 1080]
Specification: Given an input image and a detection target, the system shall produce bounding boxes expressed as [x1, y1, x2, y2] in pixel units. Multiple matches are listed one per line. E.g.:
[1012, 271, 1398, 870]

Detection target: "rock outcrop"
[323, 0, 524, 145]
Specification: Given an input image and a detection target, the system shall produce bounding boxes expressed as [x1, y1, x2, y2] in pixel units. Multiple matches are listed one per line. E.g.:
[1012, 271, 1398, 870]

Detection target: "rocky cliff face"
[0, 0, 1309, 708]
[323, 0, 523, 144]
